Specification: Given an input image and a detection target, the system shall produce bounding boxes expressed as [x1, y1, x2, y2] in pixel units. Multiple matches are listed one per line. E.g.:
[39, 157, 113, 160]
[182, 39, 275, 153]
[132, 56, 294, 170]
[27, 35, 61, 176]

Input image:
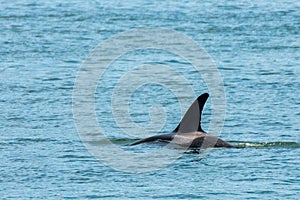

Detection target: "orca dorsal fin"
[172, 93, 209, 133]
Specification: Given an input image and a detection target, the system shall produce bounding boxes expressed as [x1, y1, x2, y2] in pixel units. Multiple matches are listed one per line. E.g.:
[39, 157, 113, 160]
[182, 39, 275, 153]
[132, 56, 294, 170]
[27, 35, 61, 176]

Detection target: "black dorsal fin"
[172, 93, 209, 133]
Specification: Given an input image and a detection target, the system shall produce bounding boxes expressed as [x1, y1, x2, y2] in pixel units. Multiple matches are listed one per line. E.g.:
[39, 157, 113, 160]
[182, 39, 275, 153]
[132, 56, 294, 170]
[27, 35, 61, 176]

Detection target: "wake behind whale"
[131, 93, 233, 148]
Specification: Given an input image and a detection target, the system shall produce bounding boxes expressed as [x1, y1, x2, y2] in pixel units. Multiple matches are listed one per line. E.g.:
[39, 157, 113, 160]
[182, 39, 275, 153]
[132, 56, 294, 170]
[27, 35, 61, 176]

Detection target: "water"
[1, 0, 299, 199]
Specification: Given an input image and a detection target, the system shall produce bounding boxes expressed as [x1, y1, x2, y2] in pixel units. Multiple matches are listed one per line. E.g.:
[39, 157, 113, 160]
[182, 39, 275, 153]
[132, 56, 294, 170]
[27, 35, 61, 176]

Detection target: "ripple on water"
[1, 0, 299, 199]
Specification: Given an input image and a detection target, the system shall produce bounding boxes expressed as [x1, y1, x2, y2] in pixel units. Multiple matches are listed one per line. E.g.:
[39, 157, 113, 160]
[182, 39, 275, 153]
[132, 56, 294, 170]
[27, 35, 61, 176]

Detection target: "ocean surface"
[1, 0, 299, 199]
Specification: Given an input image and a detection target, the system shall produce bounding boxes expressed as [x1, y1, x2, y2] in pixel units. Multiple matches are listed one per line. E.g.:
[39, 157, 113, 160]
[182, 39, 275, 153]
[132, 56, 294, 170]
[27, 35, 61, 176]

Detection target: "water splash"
[230, 141, 300, 149]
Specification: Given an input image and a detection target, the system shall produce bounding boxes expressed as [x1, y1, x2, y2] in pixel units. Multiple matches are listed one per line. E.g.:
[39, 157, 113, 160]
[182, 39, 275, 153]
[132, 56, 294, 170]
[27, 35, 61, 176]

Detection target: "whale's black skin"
[131, 93, 233, 148]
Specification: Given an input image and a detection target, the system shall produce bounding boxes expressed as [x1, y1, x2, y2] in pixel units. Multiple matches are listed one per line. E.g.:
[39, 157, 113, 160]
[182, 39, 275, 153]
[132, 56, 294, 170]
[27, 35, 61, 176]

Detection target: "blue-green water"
[1, 0, 299, 199]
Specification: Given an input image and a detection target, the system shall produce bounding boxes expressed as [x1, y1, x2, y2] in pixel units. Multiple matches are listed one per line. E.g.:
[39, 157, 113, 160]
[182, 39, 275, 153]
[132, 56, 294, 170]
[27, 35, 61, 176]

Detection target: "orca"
[131, 93, 233, 148]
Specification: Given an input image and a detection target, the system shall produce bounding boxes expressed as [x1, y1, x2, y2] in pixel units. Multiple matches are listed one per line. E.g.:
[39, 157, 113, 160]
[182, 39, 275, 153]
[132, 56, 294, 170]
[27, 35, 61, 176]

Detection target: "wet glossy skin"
[131, 131, 233, 148]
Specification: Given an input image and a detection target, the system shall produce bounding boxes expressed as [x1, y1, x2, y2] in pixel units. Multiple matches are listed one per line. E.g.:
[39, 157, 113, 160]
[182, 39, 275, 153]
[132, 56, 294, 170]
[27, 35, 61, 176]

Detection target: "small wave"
[230, 141, 300, 149]
[87, 138, 136, 146]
